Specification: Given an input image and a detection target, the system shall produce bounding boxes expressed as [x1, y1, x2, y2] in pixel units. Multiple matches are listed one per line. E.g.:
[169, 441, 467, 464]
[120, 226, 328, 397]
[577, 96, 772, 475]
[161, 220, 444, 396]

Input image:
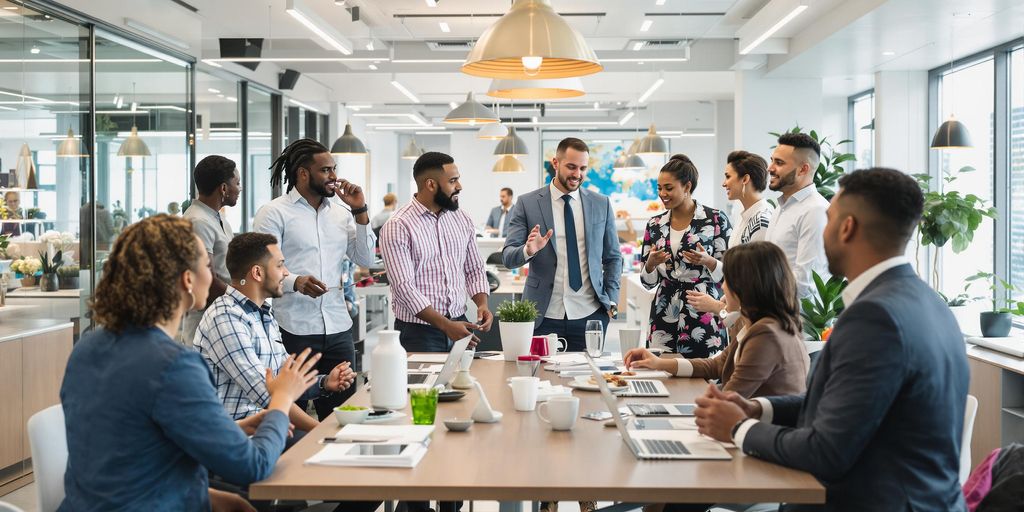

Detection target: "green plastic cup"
[410, 387, 439, 425]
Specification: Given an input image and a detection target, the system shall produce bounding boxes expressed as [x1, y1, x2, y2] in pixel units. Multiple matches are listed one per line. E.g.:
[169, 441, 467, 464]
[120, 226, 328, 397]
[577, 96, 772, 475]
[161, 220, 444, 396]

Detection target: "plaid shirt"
[194, 287, 320, 419]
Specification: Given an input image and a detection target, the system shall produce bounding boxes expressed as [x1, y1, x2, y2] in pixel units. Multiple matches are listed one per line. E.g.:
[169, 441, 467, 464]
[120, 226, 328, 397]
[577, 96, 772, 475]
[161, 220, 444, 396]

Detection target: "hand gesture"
[326, 361, 357, 392]
[476, 306, 494, 332]
[693, 384, 762, 443]
[236, 410, 295, 438]
[685, 290, 725, 314]
[335, 179, 366, 210]
[266, 348, 321, 403]
[294, 275, 328, 298]
[525, 225, 553, 257]
[209, 488, 257, 512]
[644, 249, 670, 272]
[682, 243, 716, 269]
[443, 319, 481, 348]
[623, 348, 674, 373]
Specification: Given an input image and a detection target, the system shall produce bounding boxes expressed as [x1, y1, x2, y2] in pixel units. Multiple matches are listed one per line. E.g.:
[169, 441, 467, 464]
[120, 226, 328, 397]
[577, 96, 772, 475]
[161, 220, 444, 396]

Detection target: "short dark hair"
[777, 132, 821, 158]
[500, 187, 513, 197]
[194, 155, 237, 196]
[659, 154, 698, 192]
[413, 151, 454, 181]
[556, 137, 589, 155]
[727, 150, 768, 192]
[226, 232, 279, 281]
[837, 168, 924, 250]
[722, 242, 801, 336]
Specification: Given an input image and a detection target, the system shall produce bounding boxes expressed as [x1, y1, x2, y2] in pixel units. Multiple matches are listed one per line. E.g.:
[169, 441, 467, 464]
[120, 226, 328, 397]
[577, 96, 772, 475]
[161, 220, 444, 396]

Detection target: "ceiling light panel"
[285, 0, 353, 55]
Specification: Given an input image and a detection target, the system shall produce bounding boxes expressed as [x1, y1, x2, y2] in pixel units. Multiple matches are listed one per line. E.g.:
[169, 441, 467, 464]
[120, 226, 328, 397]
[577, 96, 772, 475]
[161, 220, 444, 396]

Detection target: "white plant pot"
[949, 304, 981, 337]
[499, 321, 535, 361]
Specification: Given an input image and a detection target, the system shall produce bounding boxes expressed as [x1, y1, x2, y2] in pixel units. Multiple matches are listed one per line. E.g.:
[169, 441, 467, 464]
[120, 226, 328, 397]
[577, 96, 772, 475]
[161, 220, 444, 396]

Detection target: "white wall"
[734, 69, 824, 157]
[874, 71, 929, 174]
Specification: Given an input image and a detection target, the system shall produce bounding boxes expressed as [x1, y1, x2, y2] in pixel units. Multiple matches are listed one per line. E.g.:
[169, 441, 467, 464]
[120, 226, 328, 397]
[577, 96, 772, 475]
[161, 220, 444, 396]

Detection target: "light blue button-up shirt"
[253, 189, 375, 336]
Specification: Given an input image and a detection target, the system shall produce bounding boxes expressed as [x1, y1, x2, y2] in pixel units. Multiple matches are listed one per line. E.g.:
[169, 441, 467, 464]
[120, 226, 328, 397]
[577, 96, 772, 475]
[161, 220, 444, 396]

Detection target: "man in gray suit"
[485, 187, 514, 237]
[694, 168, 968, 511]
[502, 137, 622, 352]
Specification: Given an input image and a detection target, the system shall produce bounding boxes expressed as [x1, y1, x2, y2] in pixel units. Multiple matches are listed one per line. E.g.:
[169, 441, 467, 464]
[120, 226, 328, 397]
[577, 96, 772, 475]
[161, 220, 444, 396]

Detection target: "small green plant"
[57, 264, 79, 279]
[39, 250, 63, 275]
[496, 299, 539, 323]
[0, 233, 9, 259]
[769, 126, 855, 200]
[800, 271, 848, 340]
[966, 271, 1024, 316]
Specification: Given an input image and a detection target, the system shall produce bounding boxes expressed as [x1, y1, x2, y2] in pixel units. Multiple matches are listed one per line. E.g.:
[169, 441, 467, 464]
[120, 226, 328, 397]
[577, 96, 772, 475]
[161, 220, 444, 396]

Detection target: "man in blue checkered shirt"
[194, 232, 357, 433]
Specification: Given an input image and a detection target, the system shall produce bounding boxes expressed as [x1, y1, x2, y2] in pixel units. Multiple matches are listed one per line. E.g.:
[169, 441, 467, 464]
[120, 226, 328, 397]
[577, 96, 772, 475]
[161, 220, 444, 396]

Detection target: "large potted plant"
[39, 250, 63, 292]
[800, 271, 848, 341]
[769, 126, 855, 200]
[496, 299, 538, 361]
[966, 271, 1023, 338]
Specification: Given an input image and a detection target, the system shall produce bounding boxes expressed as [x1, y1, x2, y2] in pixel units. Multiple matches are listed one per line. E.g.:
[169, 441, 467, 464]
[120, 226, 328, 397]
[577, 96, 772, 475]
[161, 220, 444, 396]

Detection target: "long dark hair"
[270, 138, 330, 192]
[722, 241, 801, 336]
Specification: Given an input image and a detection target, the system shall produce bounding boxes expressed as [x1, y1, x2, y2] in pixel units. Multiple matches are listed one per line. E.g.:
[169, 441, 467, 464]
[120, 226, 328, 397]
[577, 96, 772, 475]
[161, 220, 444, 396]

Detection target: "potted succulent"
[939, 283, 982, 335]
[38, 250, 63, 292]
[966, 272, 1023, 338]
[800, 271, 848, 341]
[11, 257, 41, 287]
[58, 264, 80, 290]
[496, 299, 539, 361]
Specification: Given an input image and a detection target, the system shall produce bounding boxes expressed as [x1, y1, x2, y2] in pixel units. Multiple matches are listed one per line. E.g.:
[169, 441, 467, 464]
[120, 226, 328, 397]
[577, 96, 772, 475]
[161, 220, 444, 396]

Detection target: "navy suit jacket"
[501, 186, 622, 324]
[743, 264, 968, 511]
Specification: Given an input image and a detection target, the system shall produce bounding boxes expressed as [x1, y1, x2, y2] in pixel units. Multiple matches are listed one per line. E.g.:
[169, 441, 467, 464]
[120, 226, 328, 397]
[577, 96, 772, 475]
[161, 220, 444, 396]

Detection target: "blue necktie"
[562, 194, 582, 291]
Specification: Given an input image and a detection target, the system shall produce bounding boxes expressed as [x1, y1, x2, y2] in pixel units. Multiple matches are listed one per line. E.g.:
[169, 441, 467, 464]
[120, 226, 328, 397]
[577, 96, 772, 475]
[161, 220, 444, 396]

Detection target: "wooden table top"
[250, 359, 825, 504]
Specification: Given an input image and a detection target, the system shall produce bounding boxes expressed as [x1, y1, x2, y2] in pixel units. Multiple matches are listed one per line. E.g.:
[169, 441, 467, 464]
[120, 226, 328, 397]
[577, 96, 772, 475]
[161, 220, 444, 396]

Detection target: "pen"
[321, 436, 391, 444]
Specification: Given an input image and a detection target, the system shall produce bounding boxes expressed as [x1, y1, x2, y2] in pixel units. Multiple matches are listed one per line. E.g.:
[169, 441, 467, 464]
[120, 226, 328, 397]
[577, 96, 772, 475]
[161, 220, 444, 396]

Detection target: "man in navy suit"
[485, 187, 514, 237]
[502, 137, 622, 352]
[694, 168, 969, 511]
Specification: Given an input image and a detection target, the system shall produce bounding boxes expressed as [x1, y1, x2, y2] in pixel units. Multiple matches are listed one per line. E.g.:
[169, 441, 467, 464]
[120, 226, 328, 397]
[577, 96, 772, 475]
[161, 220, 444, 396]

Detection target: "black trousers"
[534, 307, 610, 352]
[281, 328, 358, 421]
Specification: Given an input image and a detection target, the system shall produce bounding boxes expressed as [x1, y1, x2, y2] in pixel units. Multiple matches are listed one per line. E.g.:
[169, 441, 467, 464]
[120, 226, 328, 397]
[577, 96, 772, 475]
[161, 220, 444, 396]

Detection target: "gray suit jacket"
[486, 206, 511, 236]
[501, 186, 622, 324]
[743, 264, 968, 511]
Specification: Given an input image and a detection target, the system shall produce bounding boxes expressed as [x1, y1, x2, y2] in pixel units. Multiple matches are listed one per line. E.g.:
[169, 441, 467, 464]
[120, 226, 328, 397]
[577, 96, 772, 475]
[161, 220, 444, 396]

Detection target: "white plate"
[567, 376, 627, 393]
[362, 410, 408, 424]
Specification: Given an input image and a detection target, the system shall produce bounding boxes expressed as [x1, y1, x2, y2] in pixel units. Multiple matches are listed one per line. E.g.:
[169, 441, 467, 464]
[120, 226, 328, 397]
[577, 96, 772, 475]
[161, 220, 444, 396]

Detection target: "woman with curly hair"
[59, 215, 320, 511]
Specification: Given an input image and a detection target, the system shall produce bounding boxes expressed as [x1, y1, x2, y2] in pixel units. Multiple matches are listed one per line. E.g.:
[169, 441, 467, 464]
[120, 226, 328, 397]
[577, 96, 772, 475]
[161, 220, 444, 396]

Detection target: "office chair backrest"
[28, 404, 67, 512]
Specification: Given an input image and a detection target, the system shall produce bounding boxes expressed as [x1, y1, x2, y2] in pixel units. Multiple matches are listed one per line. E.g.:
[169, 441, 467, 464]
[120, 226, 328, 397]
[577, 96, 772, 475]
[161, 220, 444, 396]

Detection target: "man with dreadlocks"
[253, 138, 375, 419]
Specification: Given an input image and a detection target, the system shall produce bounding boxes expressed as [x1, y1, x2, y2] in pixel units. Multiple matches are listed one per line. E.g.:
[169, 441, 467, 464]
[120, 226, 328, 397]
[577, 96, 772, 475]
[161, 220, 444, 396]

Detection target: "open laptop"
[584, 353, 730, 460]
[626, 403, 696, 417]
[407, 335, 471, 388]
[618, 379, 670, 397]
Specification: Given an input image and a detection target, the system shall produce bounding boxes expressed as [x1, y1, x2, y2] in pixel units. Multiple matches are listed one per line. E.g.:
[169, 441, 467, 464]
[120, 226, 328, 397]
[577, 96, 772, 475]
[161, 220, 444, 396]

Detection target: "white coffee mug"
[537, 395, 580, 431]
[546, 333, 567, 354]
[509, 376, 540, 411]
[618, 328, 643, 354]
[460, 349, 475, 371]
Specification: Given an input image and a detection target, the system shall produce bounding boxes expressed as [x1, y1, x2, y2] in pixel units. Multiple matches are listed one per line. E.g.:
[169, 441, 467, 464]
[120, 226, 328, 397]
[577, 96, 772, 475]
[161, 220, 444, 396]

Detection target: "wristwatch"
[609, 303, 618, 317]
[718, 308, 729, 319]
[350, 204, 368, 215]
[318, 375, 331, 394]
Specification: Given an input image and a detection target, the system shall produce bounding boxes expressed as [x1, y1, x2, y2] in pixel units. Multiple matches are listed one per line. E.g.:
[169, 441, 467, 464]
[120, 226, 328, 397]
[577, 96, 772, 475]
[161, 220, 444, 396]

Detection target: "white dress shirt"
[524, 183, 602, 320]
[709, 199, 774, 282]
[252, 189, 376, 336]
[731, 255, 910, 448]
[764, 184, 830, 298]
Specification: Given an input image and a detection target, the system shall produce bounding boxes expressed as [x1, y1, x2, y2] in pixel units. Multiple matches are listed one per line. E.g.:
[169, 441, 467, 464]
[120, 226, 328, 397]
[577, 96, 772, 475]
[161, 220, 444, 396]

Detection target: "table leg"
[499, 501, 524, 512]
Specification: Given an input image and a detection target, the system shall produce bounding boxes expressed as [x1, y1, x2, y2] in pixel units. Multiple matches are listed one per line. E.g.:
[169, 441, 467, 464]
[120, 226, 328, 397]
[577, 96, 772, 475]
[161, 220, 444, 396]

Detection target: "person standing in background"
[485, 187, 514, 237]
[253, 138, 375, 420]
[370, 192, 397, 238]
[181, 155, 240, 344]
[2, 191, 22, 237]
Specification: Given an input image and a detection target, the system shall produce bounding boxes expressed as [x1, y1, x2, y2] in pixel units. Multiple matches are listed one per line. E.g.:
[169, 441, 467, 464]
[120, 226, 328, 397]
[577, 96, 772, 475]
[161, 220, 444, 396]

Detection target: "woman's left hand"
[682, 243, 717, 269]
[686, 290, 725, 314]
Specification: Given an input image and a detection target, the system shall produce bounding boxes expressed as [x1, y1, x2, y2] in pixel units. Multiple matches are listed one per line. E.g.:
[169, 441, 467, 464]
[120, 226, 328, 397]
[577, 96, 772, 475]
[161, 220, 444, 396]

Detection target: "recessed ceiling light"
[439, 22, 451, 33]
[368, 64, 378, 70]
[449, 101, 458, 109]
[226, 96, 238, 102]
[208, 88, 221, 94]
[365, 41, 374, 51]
[655, 0, 666, 5]
[30, 47, 40, 54]
[593, 101, 599, 110]
[882, 50, 896, 56]
[2, 6, 18, 10]
[640, 20, 652, 32]
[638, 61, 645, 65]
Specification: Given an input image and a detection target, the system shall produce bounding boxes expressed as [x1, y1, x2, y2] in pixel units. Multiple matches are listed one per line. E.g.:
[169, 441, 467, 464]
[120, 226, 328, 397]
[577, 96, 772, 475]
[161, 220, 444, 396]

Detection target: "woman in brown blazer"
[623, 241, 808, 398]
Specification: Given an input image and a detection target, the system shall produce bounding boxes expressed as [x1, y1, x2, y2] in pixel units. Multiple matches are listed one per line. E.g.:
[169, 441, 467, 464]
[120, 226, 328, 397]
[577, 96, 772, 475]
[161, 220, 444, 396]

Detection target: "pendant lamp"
[636, 124, 668, 155]
[493, 155, 525, 173]
[930, 115, 972, 149]
[478, 122, 509, 140]
[462, 0, 602, 80]
[331, 123, 367, 155]
[443, 92, 499, 125]
[401, 137, 425, 160]
[57, 127, 88, 158]
[623, 138, 646, 169]
[486, 78, 585, 99]
[15, 143, 37, 189]
[493, 126, 528, 156]
[117, 125, 151, 157]
[612, 152, 628, 169]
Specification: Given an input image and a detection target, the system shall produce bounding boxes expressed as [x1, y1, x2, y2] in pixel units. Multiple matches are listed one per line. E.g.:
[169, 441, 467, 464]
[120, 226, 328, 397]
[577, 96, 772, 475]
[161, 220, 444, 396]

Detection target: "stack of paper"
[305, 425, 434, 468]
[967, 336, 1024, 358]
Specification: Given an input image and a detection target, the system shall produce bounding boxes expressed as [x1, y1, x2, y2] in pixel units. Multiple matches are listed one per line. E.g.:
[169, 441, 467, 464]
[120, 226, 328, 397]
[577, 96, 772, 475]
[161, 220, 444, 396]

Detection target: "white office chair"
[960, 394, 979, 485]
[0, 501, 26, 512]
[27, 404, 67, 512]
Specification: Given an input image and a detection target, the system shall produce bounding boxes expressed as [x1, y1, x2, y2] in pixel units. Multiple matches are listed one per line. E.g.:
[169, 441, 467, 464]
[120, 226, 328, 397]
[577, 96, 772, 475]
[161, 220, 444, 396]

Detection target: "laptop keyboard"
[630, 404, 670, 415]
[630, 380, 659, 395]
[640, 439, 690, 456]
[408, 374, 429, 384]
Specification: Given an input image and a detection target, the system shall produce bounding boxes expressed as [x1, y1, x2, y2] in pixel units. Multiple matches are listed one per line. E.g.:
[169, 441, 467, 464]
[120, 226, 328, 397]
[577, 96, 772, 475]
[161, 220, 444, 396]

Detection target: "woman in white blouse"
[684, 150, 773, 315]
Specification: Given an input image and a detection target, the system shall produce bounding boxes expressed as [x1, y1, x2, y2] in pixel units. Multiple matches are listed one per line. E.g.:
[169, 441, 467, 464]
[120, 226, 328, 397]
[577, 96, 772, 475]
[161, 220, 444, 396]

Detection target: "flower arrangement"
[39, 230, 76, 252]
[11, 257, 41, 276]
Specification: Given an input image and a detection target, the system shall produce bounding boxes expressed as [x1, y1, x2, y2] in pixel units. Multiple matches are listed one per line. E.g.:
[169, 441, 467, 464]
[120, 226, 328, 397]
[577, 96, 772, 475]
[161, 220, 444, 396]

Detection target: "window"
[1010, 47, 1024, 298]
[849, 91, 874, 168]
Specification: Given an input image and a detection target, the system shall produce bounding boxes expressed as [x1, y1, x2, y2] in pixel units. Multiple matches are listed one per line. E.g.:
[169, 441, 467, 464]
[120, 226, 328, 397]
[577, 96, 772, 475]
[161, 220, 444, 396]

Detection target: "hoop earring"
[239, 278, 246, 286]
[741, 183, 747, 199]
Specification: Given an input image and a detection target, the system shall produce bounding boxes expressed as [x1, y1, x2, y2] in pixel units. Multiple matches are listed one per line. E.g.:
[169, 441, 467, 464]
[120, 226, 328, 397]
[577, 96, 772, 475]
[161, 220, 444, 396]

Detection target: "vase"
[20, 275, 37, 287]
[499, 321, 536, 361]
[979, 312, 1012, 338]
[39, 273, 59, 292]
[59, 276, 80, 290]
[369, 330, 407, 411]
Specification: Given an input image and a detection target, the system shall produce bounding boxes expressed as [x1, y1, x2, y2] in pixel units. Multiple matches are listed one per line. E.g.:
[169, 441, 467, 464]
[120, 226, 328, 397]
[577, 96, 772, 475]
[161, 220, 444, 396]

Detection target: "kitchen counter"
[0, 318, 75, 344]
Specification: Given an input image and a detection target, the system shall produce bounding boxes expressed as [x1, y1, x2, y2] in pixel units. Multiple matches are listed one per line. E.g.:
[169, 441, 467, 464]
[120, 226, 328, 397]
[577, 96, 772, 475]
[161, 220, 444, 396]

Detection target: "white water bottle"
[370, 330, 407, 410]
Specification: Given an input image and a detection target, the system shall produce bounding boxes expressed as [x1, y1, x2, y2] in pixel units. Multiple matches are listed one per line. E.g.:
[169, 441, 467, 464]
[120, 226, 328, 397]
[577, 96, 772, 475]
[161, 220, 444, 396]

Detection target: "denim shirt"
[59, 326, 289, 511]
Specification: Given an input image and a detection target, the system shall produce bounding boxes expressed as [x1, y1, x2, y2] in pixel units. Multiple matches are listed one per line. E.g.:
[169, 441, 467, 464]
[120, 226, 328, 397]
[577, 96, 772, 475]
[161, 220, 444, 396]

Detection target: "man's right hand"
[644, 249, 671, 272]
[700, 383, 762, 419]
[524, 225, 553, 257]
[294, 275, 329, 298]
[444, 319, 481, 348]
[266, 348, 321, 411]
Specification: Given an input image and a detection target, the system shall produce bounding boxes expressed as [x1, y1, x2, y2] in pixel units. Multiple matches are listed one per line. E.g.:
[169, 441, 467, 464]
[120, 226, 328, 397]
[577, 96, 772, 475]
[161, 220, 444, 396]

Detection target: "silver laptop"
[407, 336, 471, 388]
[584, 353, 730, 460]
[619, 379, 670, 397]
[627, 403, 696, 417]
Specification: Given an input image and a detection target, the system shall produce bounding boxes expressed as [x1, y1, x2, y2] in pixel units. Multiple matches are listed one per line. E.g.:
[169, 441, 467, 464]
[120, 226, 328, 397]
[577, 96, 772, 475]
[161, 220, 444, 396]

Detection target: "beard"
[557, 173, 580, 191]
[769, 169, 797, 192]
[264, 276, 285, 299]
[310, 178, 335, 198]
[435, 188, 459, 212]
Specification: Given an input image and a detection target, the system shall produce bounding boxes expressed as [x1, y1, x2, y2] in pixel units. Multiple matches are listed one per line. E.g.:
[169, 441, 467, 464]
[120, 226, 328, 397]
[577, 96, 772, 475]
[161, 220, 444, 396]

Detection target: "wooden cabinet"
[967, 345, 1024, 469]
[0, 341, 23, 470]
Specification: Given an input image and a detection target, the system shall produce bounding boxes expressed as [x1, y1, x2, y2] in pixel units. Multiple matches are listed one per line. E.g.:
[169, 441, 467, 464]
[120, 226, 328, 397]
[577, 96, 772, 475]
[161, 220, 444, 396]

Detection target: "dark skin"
[412, 163, 493, 347]
[291, 152, 371, 298]
[197, 168, 241, 307]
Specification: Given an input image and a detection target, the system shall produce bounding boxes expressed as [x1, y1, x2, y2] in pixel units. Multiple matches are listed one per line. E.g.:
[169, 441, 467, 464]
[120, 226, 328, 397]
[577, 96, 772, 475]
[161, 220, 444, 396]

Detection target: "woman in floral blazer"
[640, 155, 732, 357]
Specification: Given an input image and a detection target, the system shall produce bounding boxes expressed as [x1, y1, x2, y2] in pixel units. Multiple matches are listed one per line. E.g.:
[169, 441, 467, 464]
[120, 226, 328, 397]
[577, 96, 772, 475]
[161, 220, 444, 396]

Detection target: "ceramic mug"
[537, 395, 580, 431]
[618, 328, 643, 353]
[546, 333, 567, 355]
[509, 376, 539, 411]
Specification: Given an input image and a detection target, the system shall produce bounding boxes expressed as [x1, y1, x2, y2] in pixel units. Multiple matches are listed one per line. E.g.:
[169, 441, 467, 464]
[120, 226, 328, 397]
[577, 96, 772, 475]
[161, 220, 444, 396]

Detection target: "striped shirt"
[193, 287, 320, 419]
[379, 197, 490, 324]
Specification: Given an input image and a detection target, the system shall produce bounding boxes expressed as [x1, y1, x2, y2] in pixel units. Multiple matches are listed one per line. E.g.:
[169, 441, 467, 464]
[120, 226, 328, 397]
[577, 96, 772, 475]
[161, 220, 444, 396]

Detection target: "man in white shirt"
[253, 138, 375, 420]
[485, 187, 514, 237]
[694, 168, 969, 511]
[763, 132, 830, 299]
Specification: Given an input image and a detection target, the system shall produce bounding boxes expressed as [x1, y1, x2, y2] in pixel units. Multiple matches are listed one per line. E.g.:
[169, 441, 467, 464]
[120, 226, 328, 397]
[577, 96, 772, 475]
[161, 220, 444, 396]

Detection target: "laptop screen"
[430, 335, 472, 388]
[583, 353, 637, 448]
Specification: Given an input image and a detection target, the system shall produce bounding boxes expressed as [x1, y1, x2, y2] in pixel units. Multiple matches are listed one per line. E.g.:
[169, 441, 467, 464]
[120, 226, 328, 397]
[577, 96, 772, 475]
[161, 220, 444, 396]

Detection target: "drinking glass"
[585, 320, 604, 357]
[410, 387, 439, 425]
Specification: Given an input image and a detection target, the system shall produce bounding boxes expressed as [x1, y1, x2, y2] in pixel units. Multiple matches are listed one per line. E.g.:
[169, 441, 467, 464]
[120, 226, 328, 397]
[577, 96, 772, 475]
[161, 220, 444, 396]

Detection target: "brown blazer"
[686, 316, 808, 398]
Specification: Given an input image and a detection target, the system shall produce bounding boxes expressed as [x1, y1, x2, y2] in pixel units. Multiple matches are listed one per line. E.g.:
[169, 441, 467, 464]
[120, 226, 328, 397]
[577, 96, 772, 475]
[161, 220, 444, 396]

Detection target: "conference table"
[249, 358, 825, 507]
